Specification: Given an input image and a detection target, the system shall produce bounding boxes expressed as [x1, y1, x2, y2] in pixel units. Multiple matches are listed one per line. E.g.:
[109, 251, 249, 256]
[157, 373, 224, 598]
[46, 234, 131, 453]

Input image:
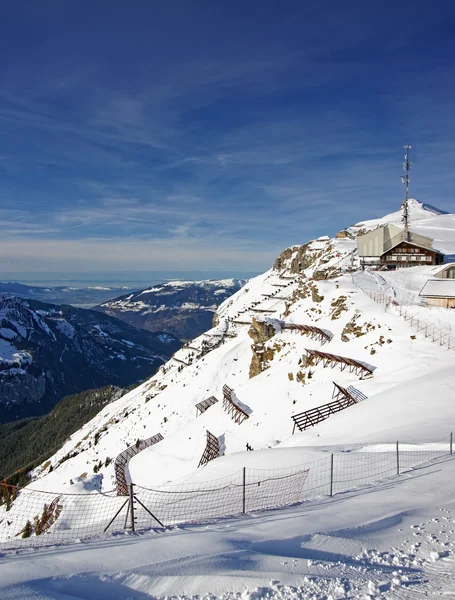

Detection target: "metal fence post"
[242, 467, 246, 514]
[396, 441, 400, 475]
[129, 483, 135, 532]
[329, 454, 334, 497]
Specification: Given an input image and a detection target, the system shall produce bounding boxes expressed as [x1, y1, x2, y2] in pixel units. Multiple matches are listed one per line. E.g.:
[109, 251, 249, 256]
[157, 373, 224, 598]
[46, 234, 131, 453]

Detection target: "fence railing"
[392, 305, 455, 352]
[362, 289, 396, 304]
[352, 271, 455, 351]
[0, 432, 453, 550]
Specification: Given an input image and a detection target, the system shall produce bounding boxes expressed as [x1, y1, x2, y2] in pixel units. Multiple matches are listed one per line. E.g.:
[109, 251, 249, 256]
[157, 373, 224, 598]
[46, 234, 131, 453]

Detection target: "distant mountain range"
[93, 279, 247, 340]
[0, 295, 181, 422]
[0, 281, 138, 307]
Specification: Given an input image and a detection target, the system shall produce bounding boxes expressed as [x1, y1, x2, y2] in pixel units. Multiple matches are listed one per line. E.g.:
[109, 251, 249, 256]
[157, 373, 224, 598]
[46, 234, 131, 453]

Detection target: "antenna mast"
[401, 145, 412, 241]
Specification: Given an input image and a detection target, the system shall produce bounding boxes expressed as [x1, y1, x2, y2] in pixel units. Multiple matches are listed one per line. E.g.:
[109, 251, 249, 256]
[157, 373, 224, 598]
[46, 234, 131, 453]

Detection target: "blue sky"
[1, 1, 455, 277]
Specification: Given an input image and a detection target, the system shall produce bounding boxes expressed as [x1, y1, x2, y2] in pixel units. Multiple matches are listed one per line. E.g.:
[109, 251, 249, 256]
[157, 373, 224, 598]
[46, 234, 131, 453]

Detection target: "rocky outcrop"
[0, 372, 46, 406]
[249, 344, 273, 378]
[274, 244, 312, 273]
[248, 318, 279, 378]
[248, 318, 277, 344]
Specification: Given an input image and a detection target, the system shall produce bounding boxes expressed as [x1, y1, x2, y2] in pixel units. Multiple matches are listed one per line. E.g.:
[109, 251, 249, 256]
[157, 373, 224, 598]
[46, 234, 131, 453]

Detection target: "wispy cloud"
[0, 2, 454, 274]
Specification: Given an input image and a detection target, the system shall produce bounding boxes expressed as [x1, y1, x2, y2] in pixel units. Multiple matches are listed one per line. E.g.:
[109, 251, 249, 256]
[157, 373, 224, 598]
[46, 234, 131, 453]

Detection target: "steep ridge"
[93, 278, 247, 340]
[0, 296, 181, 422]
[7, 199, 452, 503]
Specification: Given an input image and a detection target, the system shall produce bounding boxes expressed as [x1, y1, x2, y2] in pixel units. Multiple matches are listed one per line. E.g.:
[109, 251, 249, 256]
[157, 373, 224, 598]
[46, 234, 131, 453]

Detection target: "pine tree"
[22, 520, 33, 538]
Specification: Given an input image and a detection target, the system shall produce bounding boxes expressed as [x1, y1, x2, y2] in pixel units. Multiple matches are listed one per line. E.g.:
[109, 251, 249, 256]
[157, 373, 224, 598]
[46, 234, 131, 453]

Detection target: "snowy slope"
[1, 199, 455, 597]
[6, 200, 452, 493]
[1, 457, 455, 599]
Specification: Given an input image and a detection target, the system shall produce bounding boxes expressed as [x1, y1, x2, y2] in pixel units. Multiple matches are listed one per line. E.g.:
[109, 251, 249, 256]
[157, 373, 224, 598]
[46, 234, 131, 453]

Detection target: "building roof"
[382, 240, 442, 256]
[419, 279, 455, 298]
[430, 262, 455, 276]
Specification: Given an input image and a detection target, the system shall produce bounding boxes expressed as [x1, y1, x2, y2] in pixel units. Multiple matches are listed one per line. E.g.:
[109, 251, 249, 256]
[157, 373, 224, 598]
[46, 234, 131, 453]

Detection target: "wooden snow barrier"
[291, 382, 367, 433]
[198, 430, 220, 467]
[304, 349, 374, 378]
[250, 308, 276, 313]
[195, 396, 219, 417]
[114, 433, 164, 495]
[172, 356, 189, 366]
[222, 384, 249, 424]
[346, 384, 368, 403]
[283, 323, 332, 345]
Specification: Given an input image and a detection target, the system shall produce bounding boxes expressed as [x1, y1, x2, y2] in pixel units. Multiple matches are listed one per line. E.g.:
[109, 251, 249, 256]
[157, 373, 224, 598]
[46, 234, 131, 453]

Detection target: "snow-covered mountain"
[349, 198, 455, 256]
[13, 198, 454, 490]
[93, 278, 247, 340]
[0, 281, 139, 307]
[0, 296, 181, 422]
[2, 199, 455, 598]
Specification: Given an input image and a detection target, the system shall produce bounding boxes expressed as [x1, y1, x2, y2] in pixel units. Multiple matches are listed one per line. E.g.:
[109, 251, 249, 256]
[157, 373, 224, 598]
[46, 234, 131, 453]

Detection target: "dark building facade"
[381, 241, 444, 269]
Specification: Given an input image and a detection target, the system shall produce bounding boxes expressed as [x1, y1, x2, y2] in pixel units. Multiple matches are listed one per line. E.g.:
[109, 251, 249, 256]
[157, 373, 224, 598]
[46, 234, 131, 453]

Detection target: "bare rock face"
[249, 344, 276, 379]
[273, 244, 314, 274]
[0, 372, 46, 407]
[248, 318, 278, 378]
[248, 318, 277, 345]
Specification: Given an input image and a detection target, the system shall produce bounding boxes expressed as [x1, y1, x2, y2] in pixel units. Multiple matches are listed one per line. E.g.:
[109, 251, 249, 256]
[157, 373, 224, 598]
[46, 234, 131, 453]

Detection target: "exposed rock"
[309, 283, 324, 303]
[330, 295, 348, 320]
[274, 244, 316, 273]
[248, 318, 280, 378]
[0, 372, 46, 406]
[248, 318, 277, 344]
[341, 315, 376, 341]
[249, 344, 276, 379]
[312, 267, 342, 280]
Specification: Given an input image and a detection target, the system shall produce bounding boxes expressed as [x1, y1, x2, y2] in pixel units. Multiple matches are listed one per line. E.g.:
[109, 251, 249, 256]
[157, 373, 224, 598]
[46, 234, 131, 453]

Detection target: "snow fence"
[0, 434, 453, 549]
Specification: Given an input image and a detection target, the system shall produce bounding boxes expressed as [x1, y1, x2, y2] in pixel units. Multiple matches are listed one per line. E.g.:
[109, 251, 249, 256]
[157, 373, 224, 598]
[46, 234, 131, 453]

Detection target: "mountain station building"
[357, 224, 444, 269]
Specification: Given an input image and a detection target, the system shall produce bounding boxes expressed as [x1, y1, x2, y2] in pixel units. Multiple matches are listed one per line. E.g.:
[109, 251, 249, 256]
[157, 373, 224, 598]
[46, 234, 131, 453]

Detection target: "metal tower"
[401, 145, 412, 241]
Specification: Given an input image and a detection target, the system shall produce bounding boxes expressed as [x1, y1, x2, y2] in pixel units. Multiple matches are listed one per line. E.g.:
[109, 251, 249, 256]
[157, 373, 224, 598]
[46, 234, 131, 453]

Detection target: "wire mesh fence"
[0, 434, 453, 550]
[392, 304, 455, 352]
[352, 272, 455, 351]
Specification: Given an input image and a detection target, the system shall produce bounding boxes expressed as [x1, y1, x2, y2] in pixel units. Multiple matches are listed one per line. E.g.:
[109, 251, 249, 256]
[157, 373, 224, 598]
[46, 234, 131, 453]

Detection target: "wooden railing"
[198, 430, 220, 467]
[283, 323, 332, 344]
[114, 433, 164, 495]
[346, 384, 368, 403]
[304, 349, 374, 378]
[291, 382, 367, 433]
[195, 396, 219, 417]
[222, 385, 249, 424]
